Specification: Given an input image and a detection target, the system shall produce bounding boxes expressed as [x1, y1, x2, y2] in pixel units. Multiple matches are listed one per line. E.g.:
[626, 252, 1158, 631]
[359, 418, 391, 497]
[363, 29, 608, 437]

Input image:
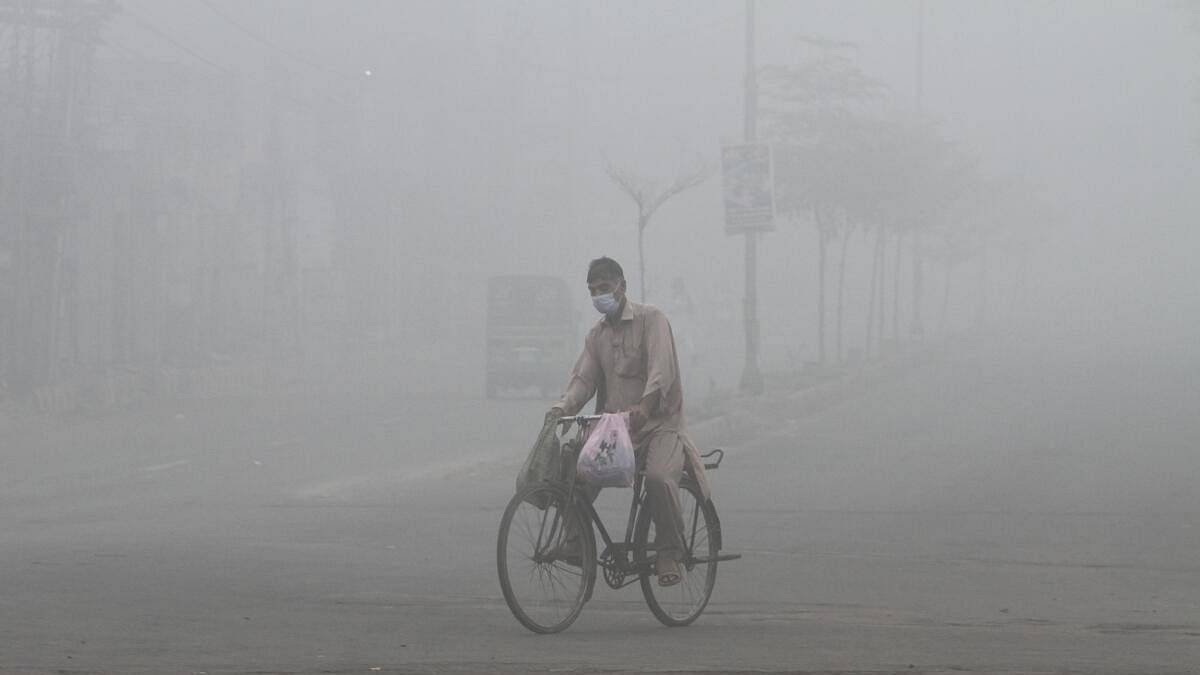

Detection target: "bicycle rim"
[497, 484, 595, 633]
[636, 480, 718, 627]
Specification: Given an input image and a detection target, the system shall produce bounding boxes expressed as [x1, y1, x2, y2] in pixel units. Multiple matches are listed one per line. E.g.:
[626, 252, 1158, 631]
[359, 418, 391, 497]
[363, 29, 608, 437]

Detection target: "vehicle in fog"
[485, 275, 577, 398]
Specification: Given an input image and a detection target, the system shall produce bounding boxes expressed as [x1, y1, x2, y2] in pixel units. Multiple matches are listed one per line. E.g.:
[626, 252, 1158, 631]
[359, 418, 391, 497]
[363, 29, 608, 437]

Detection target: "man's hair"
[587, 257, 624, 283]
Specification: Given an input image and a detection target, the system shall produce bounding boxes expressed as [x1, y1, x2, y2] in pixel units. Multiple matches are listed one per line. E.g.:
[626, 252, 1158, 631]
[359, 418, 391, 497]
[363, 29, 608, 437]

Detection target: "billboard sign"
[721, 143, 775, 234]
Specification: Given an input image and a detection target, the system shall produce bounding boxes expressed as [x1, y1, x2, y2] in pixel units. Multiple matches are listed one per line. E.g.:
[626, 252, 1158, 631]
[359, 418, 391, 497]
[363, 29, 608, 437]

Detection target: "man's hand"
[544, 407, 564, 426]
[625, 403, 648, 432]
[625, 390, 659, 432]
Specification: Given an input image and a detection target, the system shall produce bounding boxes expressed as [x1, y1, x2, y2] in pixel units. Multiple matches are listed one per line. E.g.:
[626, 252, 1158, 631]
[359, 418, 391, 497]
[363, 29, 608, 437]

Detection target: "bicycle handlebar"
[555, 414, 604, 427]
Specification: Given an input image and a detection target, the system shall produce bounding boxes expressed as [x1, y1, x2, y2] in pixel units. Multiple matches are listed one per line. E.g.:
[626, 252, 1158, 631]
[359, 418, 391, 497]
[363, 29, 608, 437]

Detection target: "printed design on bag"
[576, 412, 635, 488]
[595, 431, 618, 466]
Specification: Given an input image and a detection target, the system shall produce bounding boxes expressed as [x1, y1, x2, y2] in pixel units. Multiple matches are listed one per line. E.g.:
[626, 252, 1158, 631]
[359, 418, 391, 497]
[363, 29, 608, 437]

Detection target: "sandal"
[656, 559, 681, 587]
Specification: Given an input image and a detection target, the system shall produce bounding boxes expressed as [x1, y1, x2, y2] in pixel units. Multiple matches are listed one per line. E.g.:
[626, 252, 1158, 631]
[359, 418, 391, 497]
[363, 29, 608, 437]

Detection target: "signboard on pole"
[721, 143, 774, 234]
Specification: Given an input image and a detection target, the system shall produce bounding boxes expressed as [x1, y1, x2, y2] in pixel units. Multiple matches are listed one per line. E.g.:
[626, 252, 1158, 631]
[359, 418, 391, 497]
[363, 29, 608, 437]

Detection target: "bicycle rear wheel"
[497, 483, 596, 633]
[634, 478, 719, 627]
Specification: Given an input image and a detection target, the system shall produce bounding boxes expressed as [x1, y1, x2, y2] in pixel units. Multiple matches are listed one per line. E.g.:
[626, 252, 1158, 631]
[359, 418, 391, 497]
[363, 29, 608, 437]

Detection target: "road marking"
[140, 459, 192, 473]
[291, 450, 517, 499]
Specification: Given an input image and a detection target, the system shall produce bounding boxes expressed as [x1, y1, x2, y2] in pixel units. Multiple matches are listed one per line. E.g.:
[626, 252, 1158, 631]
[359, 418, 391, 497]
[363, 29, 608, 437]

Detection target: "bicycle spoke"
[687, 499, 701, 552]
[546, 565, 577, 595]
[499, 485, 592, 633]
[638, 481, 718, 626]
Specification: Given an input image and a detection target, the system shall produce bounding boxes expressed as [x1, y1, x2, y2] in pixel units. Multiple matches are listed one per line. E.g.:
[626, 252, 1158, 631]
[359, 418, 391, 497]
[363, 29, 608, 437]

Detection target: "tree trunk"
[1012, 245, 1029, 324]
[836, 219, 850, 364]
[939, 260, 952, 336]
[875, 227, 887, 357]
[864, 229, 876, 360]
[815, 209, 827, 366]
[892, 232, 903, 343]
[865, 224, 882, 359]
[910, 228, 924, 338]
[975, 245, 989, 329]
[637, 214, 647, 301]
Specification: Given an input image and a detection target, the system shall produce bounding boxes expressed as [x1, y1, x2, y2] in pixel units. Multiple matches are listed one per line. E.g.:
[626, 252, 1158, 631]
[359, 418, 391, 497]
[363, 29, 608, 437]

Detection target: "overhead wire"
[116, 3, 232, 76]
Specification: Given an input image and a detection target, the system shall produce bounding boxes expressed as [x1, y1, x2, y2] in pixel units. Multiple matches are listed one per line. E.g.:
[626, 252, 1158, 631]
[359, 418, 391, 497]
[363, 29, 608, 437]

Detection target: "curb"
[686, 340, 953, 452]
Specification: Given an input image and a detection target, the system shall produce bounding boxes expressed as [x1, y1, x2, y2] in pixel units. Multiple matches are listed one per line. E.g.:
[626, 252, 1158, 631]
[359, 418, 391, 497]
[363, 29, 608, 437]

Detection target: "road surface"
[2, 338, 1198, 674]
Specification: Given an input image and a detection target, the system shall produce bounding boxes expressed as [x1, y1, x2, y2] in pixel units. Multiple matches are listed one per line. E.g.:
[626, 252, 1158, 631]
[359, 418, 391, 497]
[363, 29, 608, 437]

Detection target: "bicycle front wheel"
[497, 483, 596, 633]
[634, 478, 719, 627]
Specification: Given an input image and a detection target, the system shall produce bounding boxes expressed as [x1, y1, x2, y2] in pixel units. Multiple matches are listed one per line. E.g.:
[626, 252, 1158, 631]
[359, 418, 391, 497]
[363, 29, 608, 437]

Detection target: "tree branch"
[605, 162, 649, 213]
[644, 161, 713, 221]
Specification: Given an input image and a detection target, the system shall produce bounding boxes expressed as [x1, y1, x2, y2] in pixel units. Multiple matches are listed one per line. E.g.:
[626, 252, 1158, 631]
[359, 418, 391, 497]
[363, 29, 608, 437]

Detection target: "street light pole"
[739, 0, 764, 394]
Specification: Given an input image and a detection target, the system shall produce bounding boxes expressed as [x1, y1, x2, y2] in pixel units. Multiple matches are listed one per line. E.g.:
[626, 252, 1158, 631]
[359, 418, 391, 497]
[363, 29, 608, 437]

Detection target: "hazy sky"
[98, 1, 1200, 364]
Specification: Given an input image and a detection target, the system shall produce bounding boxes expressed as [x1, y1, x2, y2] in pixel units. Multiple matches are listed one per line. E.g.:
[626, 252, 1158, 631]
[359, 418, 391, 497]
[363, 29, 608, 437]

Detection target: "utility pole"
[263, 61, 300, 376]
[910, 0, 926, 339]
[739, 0, 764, 394]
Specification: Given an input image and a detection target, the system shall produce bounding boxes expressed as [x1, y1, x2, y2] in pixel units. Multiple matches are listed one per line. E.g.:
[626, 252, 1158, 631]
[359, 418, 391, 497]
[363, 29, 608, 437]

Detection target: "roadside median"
[687, 336, 960, 452]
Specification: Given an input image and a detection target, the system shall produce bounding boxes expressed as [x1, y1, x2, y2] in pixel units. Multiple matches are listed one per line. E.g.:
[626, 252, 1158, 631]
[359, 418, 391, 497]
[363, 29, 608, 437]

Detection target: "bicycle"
[496, 414, 741, 633]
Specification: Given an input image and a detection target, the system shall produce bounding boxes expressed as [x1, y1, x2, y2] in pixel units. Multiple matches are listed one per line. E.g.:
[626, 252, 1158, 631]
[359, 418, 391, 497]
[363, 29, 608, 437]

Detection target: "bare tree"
[605, 161, 711, 301]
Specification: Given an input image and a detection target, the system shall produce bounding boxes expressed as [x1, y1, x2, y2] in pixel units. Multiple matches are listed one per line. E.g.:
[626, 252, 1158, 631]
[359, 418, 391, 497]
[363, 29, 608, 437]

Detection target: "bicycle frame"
[498, 414, 738, 632]
[553, 414, 722, 589]
[553, 415, 649, 585]
[580, 472, 650, 587]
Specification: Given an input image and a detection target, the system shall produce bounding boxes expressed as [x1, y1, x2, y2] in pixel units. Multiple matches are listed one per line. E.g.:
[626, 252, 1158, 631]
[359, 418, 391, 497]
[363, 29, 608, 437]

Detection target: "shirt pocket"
[613, 332, 644, 378]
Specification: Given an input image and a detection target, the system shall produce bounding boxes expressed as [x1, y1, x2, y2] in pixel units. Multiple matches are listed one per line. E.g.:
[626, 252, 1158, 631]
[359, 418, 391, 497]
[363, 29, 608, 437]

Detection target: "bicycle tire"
[497, 483, 596, 633]
[634, 478, 719, 627]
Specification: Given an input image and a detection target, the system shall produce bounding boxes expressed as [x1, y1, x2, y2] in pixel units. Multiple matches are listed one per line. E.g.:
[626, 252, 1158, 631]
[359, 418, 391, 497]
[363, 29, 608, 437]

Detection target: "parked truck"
[485, 275, 577, 399]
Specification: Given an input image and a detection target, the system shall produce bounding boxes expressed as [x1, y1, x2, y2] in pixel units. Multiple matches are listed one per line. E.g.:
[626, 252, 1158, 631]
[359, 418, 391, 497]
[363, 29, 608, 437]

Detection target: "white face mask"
[592, 292, 620, 315]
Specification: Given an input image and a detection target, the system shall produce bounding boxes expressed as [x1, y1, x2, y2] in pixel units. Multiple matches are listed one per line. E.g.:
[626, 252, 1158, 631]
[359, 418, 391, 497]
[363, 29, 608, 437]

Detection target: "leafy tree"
[763, 50, 1032, 361]
[875, 116, 961, 344]
[761, 56, 885, 365]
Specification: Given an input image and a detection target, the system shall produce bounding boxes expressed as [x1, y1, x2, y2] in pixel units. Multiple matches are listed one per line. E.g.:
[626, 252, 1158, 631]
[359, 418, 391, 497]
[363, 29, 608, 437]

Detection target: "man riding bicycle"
[546, 257, 711, 587]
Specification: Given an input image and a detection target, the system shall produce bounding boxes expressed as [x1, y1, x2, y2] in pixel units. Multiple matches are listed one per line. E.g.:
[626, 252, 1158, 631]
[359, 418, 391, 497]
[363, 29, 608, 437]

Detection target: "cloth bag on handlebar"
[576, 412, 635, 488]
[515, 417, 561, 509]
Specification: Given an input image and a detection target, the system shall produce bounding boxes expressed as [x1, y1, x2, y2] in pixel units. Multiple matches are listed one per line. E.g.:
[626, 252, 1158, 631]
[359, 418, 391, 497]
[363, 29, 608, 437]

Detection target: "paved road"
[2, 338, 1199, 674]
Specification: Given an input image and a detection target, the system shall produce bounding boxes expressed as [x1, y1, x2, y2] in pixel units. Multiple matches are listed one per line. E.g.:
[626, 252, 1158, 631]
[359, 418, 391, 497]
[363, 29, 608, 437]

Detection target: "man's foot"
[656, 557, 681, 587]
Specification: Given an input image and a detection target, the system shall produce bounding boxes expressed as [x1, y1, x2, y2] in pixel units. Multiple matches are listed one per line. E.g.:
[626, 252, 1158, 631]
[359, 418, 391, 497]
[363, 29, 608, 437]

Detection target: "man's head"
[586, 256, 626, 316]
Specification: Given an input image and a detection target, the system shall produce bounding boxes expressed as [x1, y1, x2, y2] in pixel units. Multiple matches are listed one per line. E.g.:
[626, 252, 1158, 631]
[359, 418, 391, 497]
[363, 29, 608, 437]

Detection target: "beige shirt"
[555, 300, 685, 445]
[556, 299, 711, 499]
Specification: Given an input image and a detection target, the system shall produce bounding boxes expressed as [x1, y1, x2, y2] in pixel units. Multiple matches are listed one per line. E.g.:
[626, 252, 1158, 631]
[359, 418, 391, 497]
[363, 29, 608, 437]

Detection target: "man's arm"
[547, 331, 600, 421]
[628, 309, 677, 430]
[626, 389, 661, 432]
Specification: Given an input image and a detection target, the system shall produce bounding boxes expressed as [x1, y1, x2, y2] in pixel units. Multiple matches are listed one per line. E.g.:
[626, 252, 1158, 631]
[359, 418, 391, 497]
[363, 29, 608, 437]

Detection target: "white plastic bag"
[576, 412, 635, 488]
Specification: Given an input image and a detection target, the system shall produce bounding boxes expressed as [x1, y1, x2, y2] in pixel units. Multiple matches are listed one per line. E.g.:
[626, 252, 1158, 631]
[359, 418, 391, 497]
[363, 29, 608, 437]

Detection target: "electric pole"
[263, 61, 300, 375]
[739, 0, 764, 394]
[910, 0, 926, 339]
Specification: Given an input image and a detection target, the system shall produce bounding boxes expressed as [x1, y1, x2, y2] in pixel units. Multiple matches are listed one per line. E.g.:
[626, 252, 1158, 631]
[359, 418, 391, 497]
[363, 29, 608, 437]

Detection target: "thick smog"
[1, 2, 1198, 674]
